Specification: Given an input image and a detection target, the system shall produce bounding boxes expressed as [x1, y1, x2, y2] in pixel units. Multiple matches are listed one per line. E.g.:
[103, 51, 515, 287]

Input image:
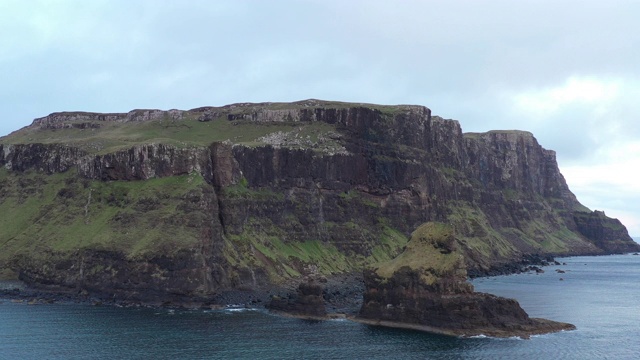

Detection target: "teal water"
[1, 254, 639, 359]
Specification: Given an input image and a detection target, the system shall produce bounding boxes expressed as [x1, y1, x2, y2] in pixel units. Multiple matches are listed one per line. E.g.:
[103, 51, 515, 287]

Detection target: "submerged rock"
[355, 222, 575, 338]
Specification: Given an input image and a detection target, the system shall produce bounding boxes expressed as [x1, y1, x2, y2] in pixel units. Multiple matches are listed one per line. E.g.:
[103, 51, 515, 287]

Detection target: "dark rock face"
[359, 263, 527, 326]
[0, 143, 86, 174]
[267, 277, 327, 318]
[77, 144, 211, 181]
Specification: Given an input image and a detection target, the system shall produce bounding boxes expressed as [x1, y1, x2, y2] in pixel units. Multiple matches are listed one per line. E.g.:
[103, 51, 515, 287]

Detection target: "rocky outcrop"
[0, 143, 87, 174]
[32, 109, 186, 127]
[355, 222, 575, 338]
[77, 144, 211, 181]
[266, 276, 327, 318]
[463, 130, 578, 202]
[573, 210, 638, 253]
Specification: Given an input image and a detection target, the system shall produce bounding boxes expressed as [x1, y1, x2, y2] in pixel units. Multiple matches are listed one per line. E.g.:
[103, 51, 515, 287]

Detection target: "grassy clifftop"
[2, 115, 337, 155]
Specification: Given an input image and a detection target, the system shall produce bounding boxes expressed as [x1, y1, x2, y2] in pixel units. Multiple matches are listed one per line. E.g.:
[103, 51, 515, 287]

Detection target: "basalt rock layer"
[0, 100, 637, 304]
[355, 222, 575, 337]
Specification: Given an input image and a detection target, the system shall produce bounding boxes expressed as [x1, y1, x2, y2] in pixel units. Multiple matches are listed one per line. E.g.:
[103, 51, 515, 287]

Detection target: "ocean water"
[1, 254, 639, 359]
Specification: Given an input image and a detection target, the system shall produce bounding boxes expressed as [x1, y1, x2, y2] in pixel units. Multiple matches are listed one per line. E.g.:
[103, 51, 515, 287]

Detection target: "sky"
[1, 0, 639, 235]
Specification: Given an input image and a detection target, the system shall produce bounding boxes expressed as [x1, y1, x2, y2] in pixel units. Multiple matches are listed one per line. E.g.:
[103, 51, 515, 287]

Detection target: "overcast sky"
[1, 0, 639, 235]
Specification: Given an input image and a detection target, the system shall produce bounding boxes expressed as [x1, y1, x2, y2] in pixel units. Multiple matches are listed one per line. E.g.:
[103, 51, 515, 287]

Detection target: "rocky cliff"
[0, 99, 637, 304]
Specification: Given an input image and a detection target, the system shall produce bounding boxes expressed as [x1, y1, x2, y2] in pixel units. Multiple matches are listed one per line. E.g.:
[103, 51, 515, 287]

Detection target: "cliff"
[0, 99, 637, 304]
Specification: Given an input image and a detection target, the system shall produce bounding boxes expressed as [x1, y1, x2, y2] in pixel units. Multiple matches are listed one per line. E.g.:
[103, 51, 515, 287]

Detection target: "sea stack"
[355, 222, 575, 338]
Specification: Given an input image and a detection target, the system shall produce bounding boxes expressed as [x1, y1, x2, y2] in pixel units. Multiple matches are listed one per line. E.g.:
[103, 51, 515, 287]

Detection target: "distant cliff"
[1, 100, 637, 303]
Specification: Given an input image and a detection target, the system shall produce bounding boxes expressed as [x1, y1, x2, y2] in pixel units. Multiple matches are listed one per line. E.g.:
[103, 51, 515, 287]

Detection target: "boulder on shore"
[266, 276, 327, 319]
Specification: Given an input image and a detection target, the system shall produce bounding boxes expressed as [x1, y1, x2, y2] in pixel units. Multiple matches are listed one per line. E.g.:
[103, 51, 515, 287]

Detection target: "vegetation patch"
[221, 178, 284, 200]
[0, 169, 211, 273]
[446, 201, 517, 261]
[223, 216, 408, 283]
[1, 112, 347, 156]
[338, 190, 380, 208]
[375, 222, 464, 285]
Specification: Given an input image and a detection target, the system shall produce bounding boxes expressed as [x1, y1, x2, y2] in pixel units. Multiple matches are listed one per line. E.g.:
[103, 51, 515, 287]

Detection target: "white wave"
[464, 334, 525, 340]
[224, 307, 258, 313]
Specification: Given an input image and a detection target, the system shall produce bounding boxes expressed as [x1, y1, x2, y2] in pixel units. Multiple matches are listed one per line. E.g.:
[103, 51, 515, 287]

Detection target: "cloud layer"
[1, 0, 639, 234]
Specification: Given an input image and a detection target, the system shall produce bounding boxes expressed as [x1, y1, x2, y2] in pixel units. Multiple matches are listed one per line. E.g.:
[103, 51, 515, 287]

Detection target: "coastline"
[2, 253, 636, 340]
[0, 253, 559, 310]
[0, 252, 627, 308]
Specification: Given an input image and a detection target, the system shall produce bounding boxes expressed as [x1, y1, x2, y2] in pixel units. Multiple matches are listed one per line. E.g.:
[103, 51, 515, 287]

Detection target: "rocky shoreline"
[0, 271, 363, 311]
[0, 284, 577, 340]
[3, 250, 625, 340]
[0, 253, 566, 311]
[0, 255, 588, 340]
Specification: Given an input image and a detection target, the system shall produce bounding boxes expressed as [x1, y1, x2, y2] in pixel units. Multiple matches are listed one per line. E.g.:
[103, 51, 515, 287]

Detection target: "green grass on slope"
[446, 198, 585, 267]
[223, 217, 409, 283]
[1, 99, 423, 153]
[1, 116, 339, 154]
[374, 222, 466, 285]
[0, 168, 209, 271]
[446, 201, 518, 261]
[0, 166, 411, 283]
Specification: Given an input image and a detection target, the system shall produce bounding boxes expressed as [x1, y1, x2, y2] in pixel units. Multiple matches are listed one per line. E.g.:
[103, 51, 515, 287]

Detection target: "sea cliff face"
[0, 100, 637, 303]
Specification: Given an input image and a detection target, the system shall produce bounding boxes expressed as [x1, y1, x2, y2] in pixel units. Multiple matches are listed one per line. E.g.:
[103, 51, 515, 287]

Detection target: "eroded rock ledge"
[353, 222, 575, 338]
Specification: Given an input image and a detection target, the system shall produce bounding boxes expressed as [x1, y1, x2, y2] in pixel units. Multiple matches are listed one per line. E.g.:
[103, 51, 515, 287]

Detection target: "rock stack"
[355, 222, 575, 338]
[267, 275, 327, 319]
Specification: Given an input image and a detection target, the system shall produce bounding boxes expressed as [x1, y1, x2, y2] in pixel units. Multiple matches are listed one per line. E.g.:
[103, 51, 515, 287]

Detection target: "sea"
[1, 253, 639, 360]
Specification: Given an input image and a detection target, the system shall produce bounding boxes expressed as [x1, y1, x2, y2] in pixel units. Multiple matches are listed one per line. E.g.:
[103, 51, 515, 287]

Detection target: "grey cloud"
[1, 0, 639, 231]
